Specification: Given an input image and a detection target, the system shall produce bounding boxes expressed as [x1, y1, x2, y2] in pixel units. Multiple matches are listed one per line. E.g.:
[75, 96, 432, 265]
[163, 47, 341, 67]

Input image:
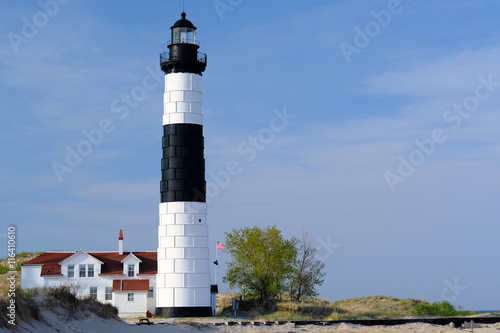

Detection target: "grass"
[413, 301, 476, 317]
[0, 252, 45, 274]
[0, 252, 44, 302]
[0, 287, 41, 328]
[216, 293, 477, 321]
[330, 295, 429, 319]
[0, 286, 119, 329]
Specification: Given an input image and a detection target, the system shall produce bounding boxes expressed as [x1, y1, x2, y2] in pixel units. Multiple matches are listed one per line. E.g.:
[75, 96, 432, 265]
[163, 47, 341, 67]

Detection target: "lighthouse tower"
[155, 12, 211, 317]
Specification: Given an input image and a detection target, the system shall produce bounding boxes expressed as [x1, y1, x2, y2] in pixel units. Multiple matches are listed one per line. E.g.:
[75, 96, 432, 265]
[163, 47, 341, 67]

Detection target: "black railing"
[197, 52, 207, 64]
[167, 39, 200, 46]
[160, 52, 169, 65]
[160, 51, 207, 65]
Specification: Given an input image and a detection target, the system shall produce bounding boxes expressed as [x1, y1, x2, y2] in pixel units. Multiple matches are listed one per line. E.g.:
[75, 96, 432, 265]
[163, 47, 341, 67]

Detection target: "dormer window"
[78, 264, 96, 278]
[128, 264, 135, 277]
[68, 265, 74, 277]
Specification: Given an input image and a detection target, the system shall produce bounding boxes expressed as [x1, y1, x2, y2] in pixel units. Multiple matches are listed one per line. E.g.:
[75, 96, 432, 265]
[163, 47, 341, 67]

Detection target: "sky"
[1, 0, 499, 310]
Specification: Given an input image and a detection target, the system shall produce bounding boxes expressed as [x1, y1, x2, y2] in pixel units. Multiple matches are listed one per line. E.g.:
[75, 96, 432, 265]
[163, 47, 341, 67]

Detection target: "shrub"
[43, 286, 78, 310]
[413, 301, 458, 317]
[81, 296, 119, 318]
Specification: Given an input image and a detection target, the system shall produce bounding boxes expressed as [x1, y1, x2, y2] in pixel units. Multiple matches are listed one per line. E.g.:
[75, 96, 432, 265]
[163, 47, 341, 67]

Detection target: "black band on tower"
[155, 306, 212, 318]
[160, 124, 205, 203]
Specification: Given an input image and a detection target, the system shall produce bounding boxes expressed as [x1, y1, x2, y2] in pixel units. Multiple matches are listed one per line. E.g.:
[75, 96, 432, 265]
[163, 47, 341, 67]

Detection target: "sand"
[2, 310, 500, 333]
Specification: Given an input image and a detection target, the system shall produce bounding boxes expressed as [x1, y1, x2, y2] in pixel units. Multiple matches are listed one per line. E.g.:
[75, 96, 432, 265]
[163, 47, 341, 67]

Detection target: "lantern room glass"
[172, 27, 196, 44]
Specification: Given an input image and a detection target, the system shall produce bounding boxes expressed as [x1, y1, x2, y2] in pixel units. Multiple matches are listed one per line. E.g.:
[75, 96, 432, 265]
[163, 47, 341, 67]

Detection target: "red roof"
[113, 279, 149, 292]
[22, 252, 157, 277]
[135, 252, 157, 276]
[22, 252, 73, 276]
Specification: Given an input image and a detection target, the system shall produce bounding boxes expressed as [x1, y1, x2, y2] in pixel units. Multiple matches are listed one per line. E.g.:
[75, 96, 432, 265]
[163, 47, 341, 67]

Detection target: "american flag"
[217, 241, 225, 250]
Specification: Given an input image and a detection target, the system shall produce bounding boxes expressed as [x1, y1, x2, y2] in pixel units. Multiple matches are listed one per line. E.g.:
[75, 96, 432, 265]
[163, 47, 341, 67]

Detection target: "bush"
[43, 286, 78, 310]
[413, 301, 458, 317]
[81, 296, 119, 318]
[43, 286, 118, 319]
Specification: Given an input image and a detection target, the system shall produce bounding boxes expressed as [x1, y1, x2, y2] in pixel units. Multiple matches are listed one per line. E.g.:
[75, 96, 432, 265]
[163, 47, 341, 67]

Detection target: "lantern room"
[171, 12, 197, 45]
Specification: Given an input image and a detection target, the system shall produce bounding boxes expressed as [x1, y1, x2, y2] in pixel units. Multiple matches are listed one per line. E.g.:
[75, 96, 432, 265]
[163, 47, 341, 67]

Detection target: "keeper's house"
[21, 231, 157, 317]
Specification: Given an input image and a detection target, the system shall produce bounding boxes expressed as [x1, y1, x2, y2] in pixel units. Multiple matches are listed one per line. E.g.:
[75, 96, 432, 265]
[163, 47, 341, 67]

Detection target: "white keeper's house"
[21, 231, 159, 317]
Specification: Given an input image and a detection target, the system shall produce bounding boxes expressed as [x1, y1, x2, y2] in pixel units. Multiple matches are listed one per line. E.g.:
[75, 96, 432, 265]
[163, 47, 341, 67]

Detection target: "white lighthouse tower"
[155, 12, 211, 317]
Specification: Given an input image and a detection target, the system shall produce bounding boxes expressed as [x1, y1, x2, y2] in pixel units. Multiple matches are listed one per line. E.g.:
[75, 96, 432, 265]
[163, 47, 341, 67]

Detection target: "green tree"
[223, 225, 299, 303]
[290, 232, 325, 300]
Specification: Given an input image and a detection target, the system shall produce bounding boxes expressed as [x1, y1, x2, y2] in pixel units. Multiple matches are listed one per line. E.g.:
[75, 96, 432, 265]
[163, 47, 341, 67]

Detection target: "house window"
[147, 287, 153, 298]
[90, 287, 97, 299]
[68, 265, 74, 277]
[128, 265, 134, 277]
[105, 287, 112, 301]
[127, 293, 134, 302]
[79, 265, 86, 277]
[88, 264, 94, 277]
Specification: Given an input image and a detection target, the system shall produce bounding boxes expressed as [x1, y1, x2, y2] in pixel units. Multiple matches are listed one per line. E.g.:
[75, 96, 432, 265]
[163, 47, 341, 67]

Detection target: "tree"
[223, 225, 299, 303]
[290, 232, 325, 300]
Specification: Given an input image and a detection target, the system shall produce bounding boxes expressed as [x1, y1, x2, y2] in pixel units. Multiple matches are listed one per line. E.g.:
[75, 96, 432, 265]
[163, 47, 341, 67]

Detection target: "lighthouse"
[155, 12, 211, 317]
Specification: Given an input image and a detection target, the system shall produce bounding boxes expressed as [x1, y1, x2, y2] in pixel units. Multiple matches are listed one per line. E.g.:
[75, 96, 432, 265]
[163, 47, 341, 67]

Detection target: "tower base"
[155, 306, 212, 318]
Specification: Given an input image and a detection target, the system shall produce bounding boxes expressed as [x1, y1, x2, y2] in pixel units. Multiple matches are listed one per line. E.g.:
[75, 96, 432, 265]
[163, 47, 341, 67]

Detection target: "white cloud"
[363, 47, 500, 98]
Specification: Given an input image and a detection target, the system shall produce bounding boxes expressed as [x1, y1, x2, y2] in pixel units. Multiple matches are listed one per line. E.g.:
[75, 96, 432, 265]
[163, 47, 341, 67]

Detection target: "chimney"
[119, 230, 123, 255]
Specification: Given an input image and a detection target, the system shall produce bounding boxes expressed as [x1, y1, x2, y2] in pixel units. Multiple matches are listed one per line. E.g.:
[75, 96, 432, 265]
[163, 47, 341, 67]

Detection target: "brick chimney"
[119, 230, 123, 255]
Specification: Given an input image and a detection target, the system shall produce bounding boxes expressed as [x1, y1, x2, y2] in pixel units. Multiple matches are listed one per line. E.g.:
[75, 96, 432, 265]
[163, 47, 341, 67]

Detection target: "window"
[105, 287, 112, 301]
[172, 27, 196, 44]
[79, 265, 86, 277]
[128, 265, 135, 277]
[68, 265, 74, 278]
[127, 293, 134, 302]
[147, 287, 153, 298]
[78, 264, 96, 278]
[90, 287, 97, 299]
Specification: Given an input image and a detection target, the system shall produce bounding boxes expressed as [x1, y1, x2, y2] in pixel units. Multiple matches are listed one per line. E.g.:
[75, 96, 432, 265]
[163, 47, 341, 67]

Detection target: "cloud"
[363, 47, 500, 98]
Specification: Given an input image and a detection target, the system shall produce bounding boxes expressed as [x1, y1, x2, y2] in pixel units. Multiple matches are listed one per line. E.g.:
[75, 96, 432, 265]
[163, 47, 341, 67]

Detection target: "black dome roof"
[171, 12, 196, 30]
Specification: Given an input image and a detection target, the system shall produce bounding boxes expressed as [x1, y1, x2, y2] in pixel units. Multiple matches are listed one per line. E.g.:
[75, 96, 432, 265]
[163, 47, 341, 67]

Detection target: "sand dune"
[3, 308, 500, 333]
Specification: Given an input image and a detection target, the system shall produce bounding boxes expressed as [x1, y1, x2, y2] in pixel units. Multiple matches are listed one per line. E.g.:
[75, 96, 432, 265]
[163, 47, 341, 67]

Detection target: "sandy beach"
[3, 308, 500, 333]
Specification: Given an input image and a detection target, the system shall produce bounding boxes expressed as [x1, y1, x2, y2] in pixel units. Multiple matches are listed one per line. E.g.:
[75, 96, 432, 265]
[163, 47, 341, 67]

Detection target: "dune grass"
[0, 252, 45, 274]
[0, 286, 119, 329]
[218, 294, 476, 321]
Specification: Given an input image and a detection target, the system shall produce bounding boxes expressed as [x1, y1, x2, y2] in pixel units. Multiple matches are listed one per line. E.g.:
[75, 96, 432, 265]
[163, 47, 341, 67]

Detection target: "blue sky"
[1, 0, 499, 310]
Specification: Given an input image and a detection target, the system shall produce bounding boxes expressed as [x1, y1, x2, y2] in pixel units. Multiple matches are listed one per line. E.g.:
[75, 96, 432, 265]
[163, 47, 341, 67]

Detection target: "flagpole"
[215, 240, 218, 285]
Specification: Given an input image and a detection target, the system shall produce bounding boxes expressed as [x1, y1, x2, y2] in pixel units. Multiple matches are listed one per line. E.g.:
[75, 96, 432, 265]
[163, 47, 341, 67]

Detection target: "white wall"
[157, 202, 211, 308]
[21, 266, 44, 289]
[163, 72, 203, 126]
[115, 291, 148, 317]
